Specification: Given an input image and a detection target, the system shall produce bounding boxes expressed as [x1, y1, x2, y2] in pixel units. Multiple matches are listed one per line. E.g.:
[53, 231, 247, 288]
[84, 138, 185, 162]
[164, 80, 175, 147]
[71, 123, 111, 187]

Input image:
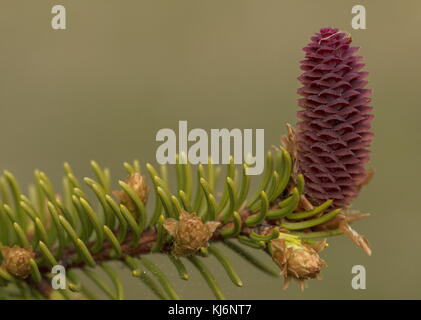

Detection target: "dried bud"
[271, 238, 327, 290]
[163, 211, 220, 256]
[114, 173, 149, 211]
[296, 28, 373, 208]
[1, 245, 35, 278]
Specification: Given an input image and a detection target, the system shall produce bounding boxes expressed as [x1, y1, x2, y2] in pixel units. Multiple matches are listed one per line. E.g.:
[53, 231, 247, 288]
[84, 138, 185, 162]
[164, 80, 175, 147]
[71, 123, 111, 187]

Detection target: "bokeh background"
[1, 0, 420, 299]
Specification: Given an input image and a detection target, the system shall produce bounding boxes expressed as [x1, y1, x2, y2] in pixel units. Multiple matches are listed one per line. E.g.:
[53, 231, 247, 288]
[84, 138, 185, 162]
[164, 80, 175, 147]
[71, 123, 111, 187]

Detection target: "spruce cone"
[296, 27, 374, 208]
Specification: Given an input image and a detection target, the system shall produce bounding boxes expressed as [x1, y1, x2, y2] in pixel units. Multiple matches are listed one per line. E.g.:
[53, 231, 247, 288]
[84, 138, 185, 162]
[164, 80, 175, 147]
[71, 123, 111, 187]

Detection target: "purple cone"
[296, 28, 374, 208]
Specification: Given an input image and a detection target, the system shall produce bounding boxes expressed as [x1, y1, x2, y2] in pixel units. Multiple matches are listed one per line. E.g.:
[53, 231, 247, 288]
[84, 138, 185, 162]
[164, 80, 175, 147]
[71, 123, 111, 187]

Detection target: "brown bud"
[271, 238, 327, 291]
[114, 173, 149, 211]
[281, 124, 299, 178]
[163, 211, 220, 256]
[1, 245, 35, 278]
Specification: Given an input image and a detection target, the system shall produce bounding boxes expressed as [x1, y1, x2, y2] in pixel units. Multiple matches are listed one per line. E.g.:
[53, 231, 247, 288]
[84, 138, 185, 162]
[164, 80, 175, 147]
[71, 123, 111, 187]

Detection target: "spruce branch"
[0, 27, 374, 300]
[0, 143, 371, 300]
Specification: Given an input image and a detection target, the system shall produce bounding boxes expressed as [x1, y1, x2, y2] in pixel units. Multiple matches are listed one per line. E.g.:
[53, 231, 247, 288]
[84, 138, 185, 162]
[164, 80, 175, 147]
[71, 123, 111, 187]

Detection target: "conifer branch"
[0, 27, 374, 300]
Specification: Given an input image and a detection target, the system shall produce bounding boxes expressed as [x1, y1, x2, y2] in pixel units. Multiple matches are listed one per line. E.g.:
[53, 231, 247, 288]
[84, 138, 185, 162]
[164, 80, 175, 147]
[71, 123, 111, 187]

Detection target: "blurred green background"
[1, 0, 420, 299]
